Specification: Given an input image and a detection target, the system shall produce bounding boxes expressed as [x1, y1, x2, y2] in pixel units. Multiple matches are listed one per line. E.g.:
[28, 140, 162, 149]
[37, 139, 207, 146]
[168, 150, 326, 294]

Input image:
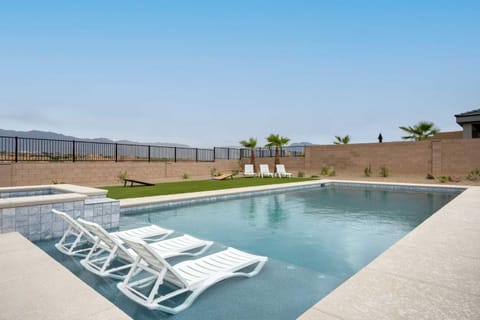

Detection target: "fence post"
[213, 147, 216, 160]
[148, 145, 151, 162]
[15, 136, 18, 162]
[174, 147, 177, 162]
[227, 148, 230, 160]
[115, 143, 118, 162]
[72, 140, 76, 162]
[195, 148, 198, 162]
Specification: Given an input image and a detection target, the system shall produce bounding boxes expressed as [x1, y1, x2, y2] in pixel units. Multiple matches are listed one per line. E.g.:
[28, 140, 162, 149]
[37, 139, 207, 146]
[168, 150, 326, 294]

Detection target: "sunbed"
[243, 164, 256, 177]
[275, 164, 293, 178]
[77, 219, 212, 279]
[53, 209, 172, 257]
[117, 235, 268, 314]
[259, 164, 274, 178]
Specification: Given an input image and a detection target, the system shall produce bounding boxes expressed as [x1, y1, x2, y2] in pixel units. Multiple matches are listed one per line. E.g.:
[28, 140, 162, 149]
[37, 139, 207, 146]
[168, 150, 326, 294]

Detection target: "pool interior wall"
[35, 183, 460, 320]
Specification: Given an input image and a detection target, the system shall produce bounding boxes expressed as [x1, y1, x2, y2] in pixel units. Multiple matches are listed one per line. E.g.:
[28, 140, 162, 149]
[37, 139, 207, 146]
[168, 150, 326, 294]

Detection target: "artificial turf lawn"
[102, 177, 314, 199]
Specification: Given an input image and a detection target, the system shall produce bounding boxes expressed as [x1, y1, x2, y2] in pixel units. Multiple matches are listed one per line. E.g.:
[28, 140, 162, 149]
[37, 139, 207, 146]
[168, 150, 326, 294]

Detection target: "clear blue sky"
[1, 1, 479, 147]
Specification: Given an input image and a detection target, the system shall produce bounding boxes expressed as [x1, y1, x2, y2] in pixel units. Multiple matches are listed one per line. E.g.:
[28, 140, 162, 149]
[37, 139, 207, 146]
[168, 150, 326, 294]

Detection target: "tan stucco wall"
[0, 160, 240, 187]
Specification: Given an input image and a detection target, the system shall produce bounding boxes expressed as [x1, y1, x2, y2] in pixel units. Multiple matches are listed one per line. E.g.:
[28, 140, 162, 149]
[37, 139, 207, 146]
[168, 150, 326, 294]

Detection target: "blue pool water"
[36, 185, 459, 319]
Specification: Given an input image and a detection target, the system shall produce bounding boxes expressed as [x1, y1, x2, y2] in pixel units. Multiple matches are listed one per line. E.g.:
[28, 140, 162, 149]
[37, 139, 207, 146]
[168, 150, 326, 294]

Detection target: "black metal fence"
[0, 136, 305, 162]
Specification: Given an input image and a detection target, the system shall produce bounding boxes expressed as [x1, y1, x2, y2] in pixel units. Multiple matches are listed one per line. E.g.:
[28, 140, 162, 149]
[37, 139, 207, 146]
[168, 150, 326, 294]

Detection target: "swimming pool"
[36, 183, 460, 319]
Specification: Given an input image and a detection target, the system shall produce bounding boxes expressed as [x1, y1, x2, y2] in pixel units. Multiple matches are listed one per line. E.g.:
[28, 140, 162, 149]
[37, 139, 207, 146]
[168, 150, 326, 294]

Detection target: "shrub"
[231, 169, 239, 176]
[117, 171, 128, 183]
[328, 168, 336, 176]
[437, 175, 448, 183]
[380, 166, 388, 177]
[320, 165, 329, 175]
[297, 171, 305, 178]
[466, 169, 480, 181]
[182, 173, 189, 179]
[364, 165, 372, 177]
[426, 173, 435, 180]
[210, 168, 217, 177]
[310, 175, 319, 178]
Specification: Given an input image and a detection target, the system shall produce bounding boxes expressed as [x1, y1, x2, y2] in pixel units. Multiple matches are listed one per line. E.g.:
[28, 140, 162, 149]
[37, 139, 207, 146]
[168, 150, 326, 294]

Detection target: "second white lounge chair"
[243, 164, 256, 177]
[53, 209, 173, 257]
[117, 235, 268, 314]
[78, 219, 213, 279]
[275, 164, 293, 178]
[259, 164, 274, 178]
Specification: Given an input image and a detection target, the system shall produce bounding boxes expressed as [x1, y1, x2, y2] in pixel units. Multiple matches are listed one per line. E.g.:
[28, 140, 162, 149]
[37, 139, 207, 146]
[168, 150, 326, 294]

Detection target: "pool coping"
[119, 179, 466, 212]
[119, 179, 480, 319]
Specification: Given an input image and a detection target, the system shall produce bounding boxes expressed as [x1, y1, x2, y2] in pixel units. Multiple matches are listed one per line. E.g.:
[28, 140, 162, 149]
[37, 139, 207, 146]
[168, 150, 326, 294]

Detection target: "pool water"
[36, 185, 458, 319]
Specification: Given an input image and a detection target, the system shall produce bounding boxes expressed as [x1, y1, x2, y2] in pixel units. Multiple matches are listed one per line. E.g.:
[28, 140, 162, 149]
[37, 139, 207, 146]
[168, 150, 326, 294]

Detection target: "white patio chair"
[259, 164, 274, 178]
[275, 164, 293, 178]
[243, 164, 256, 177]
[78, 219, 212, 280]
[117, 235, 268, 314]
[53, 209, 173, 258]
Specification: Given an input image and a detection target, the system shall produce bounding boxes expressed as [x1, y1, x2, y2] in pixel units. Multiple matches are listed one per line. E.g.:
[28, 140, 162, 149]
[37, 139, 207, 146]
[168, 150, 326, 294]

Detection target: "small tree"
[333, 135, 351, 144]
[265, 134, 290, 172]
[240, 137, 258, 170]
[399, 121, 439, 141]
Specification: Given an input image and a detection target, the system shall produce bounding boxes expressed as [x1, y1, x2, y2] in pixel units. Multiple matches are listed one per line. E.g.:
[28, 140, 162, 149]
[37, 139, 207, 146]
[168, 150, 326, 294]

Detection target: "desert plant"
[231, 169, 239, 176]
[210, 168, 218, 177]
[117, 171, 128, 183]
[437, 175, 448, 183]
[466, 169, 480, 181]
[240, 137, 258, 169]
[380, 166, 389, 177]
[426, 173, 435, 180]
[182, 173, 189, 179]
[297, 171, 305, 178]
[265, 134, 290, 171]
[399, 121, 439, 141]
[364, 165, 372, 177]
[320, 165, 330, 175]
[333, 135, 351, 144]
[328, 168, 336, 176]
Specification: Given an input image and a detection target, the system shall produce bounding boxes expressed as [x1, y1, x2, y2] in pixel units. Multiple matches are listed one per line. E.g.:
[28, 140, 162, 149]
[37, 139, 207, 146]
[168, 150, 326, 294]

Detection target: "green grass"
[102, 177, 314, 199]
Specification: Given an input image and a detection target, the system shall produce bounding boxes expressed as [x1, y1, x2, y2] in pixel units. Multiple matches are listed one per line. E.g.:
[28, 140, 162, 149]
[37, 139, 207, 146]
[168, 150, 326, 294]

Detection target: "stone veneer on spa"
[0, 184, 119, 241]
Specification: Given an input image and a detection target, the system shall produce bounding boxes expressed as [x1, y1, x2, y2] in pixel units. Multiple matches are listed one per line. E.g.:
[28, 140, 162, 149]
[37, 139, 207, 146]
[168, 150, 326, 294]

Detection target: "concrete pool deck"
[0, 232, 131, 320]
[0, 180, 478, 319]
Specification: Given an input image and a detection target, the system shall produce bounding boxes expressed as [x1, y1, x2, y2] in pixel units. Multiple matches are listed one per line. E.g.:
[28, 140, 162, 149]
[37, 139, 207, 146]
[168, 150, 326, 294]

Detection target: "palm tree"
[265, 134, 290, 171]
[399, 121, 439, 141]
[333, 135, 351, 144]
[240, 137, 258, 169]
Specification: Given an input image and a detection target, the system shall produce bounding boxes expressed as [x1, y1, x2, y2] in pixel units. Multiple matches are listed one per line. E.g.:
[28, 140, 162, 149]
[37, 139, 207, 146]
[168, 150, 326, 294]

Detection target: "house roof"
[455, 108, 480, 118]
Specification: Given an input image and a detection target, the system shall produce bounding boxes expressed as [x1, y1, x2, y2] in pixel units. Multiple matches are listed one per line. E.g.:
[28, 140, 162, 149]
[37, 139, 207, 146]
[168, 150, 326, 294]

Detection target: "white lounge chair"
[78, 219, 212, 280]
[275, 164, 293, 178]
[53, 209, 173, 257]
[243, 164, 256, 177]
[259, 164, 274, 178]
[117, 235, 268, 314]
[53, 209, 97, 257]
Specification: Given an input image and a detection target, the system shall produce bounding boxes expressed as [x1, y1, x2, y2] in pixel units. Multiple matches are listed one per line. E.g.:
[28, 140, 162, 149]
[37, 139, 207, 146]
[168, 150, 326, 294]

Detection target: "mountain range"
[0, 129, 313, 148]
[0, 129, 189, 148]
